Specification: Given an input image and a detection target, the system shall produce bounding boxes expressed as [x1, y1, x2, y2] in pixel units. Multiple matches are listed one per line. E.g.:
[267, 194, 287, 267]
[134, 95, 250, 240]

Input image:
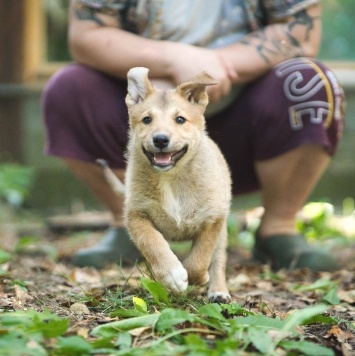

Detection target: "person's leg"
[208, 57, 345, 271]
[41, 64, 141, 268]
[255, 144, 330, 237]
[64, 159, 125, 226]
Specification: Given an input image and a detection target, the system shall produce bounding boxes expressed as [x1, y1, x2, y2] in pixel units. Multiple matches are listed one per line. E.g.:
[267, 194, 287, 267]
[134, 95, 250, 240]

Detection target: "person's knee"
[272, 57, 345, 111]
[249, 57, 345, 160]
[41, 64, 97, 111]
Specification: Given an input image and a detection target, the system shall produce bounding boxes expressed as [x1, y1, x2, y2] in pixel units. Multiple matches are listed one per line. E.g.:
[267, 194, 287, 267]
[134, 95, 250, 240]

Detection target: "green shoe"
[252, 232, 338, 272]
[72, 227, 142, 269]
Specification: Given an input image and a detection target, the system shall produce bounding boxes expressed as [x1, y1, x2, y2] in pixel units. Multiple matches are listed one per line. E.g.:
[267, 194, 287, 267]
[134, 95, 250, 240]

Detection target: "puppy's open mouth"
[143, 146, 188, 169]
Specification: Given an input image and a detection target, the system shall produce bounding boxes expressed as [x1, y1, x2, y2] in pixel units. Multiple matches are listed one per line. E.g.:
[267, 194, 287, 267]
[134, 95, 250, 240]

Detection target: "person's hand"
[165, 43, 238, 103]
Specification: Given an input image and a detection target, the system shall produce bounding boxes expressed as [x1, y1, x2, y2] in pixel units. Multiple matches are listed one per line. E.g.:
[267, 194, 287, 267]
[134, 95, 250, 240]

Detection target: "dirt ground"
[0, 212, 354, 355]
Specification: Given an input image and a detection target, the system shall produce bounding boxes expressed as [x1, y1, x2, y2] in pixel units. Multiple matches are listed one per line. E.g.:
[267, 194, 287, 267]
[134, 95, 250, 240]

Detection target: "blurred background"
[0, 0, 354, 217]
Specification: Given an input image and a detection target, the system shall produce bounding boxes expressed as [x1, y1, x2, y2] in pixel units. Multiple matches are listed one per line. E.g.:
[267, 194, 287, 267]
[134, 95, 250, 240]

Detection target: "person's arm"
[216, 3, 322, 84]
[68, 0, 175, 79]
[68, 0, 236, 102]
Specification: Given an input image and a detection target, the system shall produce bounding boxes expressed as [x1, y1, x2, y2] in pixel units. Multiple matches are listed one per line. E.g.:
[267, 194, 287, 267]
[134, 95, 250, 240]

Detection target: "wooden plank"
[0, 0, 25, 83]
[23, 0, 45, 82]
[0, 0, 44, 83]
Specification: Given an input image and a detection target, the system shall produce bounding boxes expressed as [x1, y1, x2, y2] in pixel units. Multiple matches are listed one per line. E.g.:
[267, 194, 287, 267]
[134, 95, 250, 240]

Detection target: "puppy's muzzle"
[143, 134, 188, 171]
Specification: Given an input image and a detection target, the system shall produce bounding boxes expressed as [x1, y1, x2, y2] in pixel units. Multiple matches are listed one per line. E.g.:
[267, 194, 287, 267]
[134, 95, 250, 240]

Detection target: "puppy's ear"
[126, 67, 155, 108]
[176, 72, 217, 109]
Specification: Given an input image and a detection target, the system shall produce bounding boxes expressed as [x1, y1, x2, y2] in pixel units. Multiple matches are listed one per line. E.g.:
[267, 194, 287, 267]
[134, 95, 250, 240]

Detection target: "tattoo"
[241, 32, 279, 63]
[241, 9, 318, 64]
[75, 5, 105, 26]
[288, 10, 319, 41]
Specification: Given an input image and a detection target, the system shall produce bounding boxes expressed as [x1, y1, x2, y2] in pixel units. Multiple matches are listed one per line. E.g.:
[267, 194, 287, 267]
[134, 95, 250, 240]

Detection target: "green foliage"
[0, 163, 35, 207]
[1, 309, 69, 337]
[89, 279, 338, 356]
[281, 340, 334, 356]
[294, 278, 340, 305]
[319, 0, 355, 61]
[140, 277, 171, 307]
[0, 275, 342, 355]
[0, 309, 71, 355]
[296, 202, 339, 240]
[0, 249, 12, 264]
[156, 308, 194, 331]
[91, 314, 160, 338]
[54, 336, 93, 355]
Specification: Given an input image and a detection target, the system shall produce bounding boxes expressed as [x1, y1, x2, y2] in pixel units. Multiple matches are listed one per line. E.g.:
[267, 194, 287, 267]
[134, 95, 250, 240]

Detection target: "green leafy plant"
[87, 278, 340, 355]
[0, 163, 35, 207]
[0, 275, 345, 355]
[293, 278, 341, 305]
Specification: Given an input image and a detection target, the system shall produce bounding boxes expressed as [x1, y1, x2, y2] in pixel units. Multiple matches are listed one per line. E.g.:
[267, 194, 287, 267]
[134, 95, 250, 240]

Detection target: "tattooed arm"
[68, 0, 236, 101]
[216, 3, 321, 84]
[68, 0, 174, 78]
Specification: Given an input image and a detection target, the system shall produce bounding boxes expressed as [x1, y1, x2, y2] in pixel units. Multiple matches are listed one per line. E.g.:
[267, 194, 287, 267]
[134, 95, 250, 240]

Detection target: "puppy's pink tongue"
[154, 152, 172, 165]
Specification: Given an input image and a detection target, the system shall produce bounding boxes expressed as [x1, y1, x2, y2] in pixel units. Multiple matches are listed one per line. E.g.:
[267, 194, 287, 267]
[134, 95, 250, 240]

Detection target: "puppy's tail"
[96, 159, 125, 196]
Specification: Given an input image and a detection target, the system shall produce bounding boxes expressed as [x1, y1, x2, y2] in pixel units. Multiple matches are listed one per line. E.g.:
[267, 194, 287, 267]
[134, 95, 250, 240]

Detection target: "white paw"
[208, 291, 231, 304]
[161, 265, 188, 293]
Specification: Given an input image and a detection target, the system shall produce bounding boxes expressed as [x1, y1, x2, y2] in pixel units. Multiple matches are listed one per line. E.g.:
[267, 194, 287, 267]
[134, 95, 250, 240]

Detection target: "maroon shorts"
[42, 58, 345, 195]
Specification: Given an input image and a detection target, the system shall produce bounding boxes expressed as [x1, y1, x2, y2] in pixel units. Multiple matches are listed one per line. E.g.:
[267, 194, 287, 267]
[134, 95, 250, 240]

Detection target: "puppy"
[102, 67, 232, 303]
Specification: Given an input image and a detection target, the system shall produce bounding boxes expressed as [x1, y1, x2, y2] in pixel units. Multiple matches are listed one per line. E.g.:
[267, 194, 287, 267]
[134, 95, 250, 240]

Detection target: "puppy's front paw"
[159, 265, 188, 293]
[208, 291, 231, 304]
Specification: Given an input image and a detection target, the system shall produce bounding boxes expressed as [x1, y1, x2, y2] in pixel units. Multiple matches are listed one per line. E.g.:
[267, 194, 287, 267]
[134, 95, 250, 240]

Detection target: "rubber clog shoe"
[72, 227, 142, 269]
[252, 232, 338, 272]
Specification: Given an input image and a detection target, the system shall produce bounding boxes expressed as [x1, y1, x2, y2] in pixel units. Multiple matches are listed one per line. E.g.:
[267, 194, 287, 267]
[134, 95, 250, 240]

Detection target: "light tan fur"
[103, 67, 232, 303]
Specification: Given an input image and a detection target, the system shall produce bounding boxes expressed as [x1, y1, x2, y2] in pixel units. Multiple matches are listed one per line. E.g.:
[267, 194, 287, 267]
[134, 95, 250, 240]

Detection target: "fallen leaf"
[70, 302, 90, 315]
[77, 327, 90, 339]
[129, 326, 151, 336]
[228, 273, 251, 287]
[14, 285, 33, 302]
[326, 325, 353, 343]
[338, 290, 355, 304]
[341, 342, 354, 356]
[71, 269, 101, 285]
[256, 281, 273, 291]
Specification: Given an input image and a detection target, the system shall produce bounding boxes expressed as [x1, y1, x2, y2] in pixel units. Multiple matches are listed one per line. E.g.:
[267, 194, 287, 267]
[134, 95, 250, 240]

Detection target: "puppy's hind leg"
[207, 220, 231, 304]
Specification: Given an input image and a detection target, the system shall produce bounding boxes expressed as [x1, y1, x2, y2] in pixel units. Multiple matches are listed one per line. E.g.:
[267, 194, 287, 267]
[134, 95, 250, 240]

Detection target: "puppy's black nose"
[153, 134, 170, 149]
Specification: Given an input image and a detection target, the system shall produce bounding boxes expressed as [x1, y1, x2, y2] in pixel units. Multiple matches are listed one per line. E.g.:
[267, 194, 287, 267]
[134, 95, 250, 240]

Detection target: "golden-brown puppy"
[106, 67, 231, 303]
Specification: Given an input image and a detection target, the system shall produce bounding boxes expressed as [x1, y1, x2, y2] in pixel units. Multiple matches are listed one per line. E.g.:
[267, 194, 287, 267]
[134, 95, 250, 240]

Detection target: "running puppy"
[105, 67, 232, 303]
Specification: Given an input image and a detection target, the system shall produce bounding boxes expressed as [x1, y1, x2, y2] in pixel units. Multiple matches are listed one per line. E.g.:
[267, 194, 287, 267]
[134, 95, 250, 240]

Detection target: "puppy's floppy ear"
[126, 67, 155, 108]
[176, 72, 217, 109]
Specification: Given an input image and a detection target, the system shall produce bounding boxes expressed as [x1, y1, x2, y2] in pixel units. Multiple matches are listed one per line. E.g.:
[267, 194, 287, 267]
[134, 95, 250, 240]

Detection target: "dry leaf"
[256, 281, 273, 291]
[77, 327, 90, 339]
[326, 325, 353, 343]
[71, 269, 102, 285]
[228, 273, 251, 287]
[338, 290, 355, 304]
[70, 302, 90, 315]
[129, 326, 151, 336]
[14, 285, 33, 302]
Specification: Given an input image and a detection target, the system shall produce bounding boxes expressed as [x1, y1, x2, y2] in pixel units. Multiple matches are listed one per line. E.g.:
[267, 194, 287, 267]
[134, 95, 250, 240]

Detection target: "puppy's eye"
[175, 116, 186, 124]
[142, 116, 152, 125]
